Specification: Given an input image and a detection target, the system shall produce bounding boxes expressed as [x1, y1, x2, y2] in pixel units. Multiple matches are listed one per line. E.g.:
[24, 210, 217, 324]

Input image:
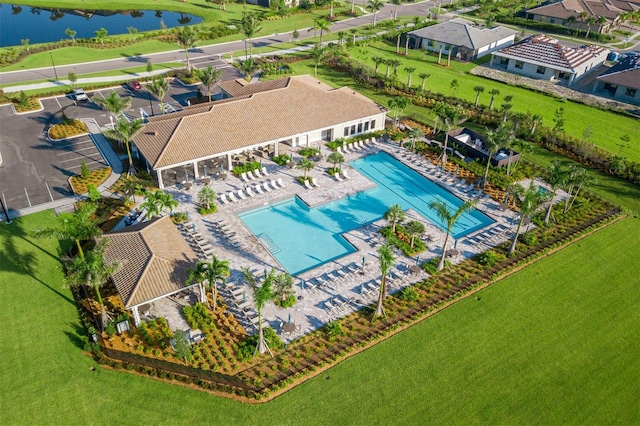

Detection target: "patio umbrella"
[454, 239, 458, 249]
[264, 268, 267, 278]
[260, 160, 263, 167]
[203, 165, 208, 177]
[301, 280, 305, 290]
[290, 153, 293, 161]
[455, 165, 459, 176]
[415, 254, 420, 265]
[362, 256, 366, 267]
[243, 292, 246, 302]
[184, 172, 189, 182]
[360, 283, 364, 294]
[186, 212, 189, 221]
[288, 312, 292, 323]
[192, 223, 197, 233]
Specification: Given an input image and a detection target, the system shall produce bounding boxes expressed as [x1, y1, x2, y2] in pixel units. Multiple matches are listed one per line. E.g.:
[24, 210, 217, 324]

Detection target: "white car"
[72, 88, 88, 101]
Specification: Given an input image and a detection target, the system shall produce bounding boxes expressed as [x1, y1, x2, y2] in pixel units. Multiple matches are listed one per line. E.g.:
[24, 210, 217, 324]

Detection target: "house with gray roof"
[132, 75, 387, 189]
[490, 34, 608, 85]
[406, 18, 518, 62]
[593, 55, 640, 105]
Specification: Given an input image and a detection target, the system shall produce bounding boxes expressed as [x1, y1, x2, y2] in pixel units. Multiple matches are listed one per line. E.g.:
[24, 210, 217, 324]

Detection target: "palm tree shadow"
[63, 321, 86, 349]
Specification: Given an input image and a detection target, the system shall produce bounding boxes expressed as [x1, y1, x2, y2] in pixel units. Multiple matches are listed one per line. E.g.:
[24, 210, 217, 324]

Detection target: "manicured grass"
[1, 208, 638, 424]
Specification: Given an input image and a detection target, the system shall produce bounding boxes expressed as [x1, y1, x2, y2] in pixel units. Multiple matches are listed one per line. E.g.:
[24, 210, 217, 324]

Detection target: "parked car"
[127, 80, 142, 91]
[72, 88, 88, 101]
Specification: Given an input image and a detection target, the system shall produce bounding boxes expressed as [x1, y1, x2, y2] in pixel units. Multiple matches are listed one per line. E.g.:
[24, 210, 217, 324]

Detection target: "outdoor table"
[182, 182, 192, 190]
[409, 264, 422, 274]
[282, 322, 296, 334]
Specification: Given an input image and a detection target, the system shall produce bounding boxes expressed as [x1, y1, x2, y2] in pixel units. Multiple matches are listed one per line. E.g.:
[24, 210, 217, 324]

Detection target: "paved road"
[0, 1, 435, 85]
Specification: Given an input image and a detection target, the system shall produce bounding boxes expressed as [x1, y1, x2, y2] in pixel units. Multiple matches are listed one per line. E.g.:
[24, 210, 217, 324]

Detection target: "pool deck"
[155, 138, 566, 342]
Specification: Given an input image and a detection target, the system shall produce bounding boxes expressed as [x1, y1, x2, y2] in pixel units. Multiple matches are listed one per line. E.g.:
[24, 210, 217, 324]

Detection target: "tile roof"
[217, 77, 291, 97]
[596, 55, 640, 88]
[134, 75, 386, 169]
[527, 0, 639, 21]
[102, 216, 198, 308]
[494, 34, 608, 71]
[408, 18, 517, 50]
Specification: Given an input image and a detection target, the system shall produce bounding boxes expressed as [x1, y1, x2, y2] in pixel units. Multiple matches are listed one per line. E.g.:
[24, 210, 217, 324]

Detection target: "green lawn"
[1, 188, 638, 424]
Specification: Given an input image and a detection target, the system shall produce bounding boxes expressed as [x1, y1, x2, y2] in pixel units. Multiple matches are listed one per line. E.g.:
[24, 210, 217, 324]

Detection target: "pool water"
[239, 151, 493, 275]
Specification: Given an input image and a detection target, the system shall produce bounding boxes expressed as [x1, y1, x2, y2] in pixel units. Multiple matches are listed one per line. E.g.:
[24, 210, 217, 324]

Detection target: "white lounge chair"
[270, 180, 279, 190]
[219, 193, 229, 204]
[342, 170, 351, 179]
[304, 179, 313, 189]
[311, 177, 320, 187]
[236, 189, 247, 200]
[342, 145, 350, 153]
[336, 146, 343, 154]
[227, 192, 239, 202]
[247, 170, 256, 180]
[263, 181, 273, 192]
[261, 166, 269, 176]
[335, 172, 343, 182]
[246, 187, 255, 197]
[254, 169, 263, 178]
[371, 137, 377, 145]
[276, 177, 286, 188]
[349, 143, 359, 151]
[241, 172, 249, 182]
[254, 183, 264, 194]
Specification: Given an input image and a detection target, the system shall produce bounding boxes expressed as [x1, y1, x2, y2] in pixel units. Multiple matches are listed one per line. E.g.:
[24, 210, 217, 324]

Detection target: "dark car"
[127, 80, 142, 91]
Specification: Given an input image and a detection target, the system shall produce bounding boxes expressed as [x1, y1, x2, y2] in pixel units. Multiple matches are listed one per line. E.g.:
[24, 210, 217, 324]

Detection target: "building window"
[549, 18, 555, 24]
[350, 125, 356, 135]
[357, 123, 363, 133]
[344, 127, 349, 137]
[536, 66, 546, 74]
[515, 61, 524, 69]
[364, 121, 369, 131]
[370, 120, 376, 129]
[625, 88, 637, 97]
[500, 57, 508, 65]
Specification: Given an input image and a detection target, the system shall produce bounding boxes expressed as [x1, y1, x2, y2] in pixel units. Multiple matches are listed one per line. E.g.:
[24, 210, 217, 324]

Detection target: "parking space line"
[45, 182, 54, 202]
[54, 139, 95, 150]
[57, 146, 99, 156]
[66, 160, 105, 169]
[24, 188, 31, 207]
[55, 97, 62, 108]
[59, 154, 103, 164]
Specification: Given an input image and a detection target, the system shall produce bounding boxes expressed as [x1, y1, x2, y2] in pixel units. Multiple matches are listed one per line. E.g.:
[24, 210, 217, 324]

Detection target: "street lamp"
[49, 52, 58, 80]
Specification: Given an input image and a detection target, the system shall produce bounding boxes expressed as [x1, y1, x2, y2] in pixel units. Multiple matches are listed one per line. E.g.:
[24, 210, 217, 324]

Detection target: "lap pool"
[239, 151, 493, 275]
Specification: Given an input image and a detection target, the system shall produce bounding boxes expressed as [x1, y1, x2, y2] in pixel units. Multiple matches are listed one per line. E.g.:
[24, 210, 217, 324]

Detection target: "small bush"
[272, 154, 290, 166]
[519, 232, 538, 247]
[398, 287, 418, 302]
[476, 251, 506, 267]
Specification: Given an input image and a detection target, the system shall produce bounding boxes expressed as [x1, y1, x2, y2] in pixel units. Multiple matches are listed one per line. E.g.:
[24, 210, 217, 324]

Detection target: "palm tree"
[148, 76, 168, 114]
[389, 59, 402, 84]
[482, 123, 514, 188]
[567, 15, 578, 36]
[349, 28, 359, 44]
[66, 240, 119, 330]
[530, 114, 543, 135]
[405, 66, 416, 87]
[473, 85, 485, 107]
[120, 176, 140, 202]
[501, 95, 513, 122]
[373, 243, 395, 320]
[488, 89, 500, 110]
[384, 204, 405, 232]
[372, 56, 385, 74]
[407, 126, 424, 150]
[297, 157, 315, 180]
[197, 66, 222, 102]
[241, 12, 262, 58]
[272, 272, 295, 305]
[33, 202, 101, 260]
[336, 30, 346, 47]
[310, 43, 328, 77]
[242, 267, 275, 356]
[383, 58, 391, 78]
[388, 96, 411, 126]
[509, 183, 549, 255]
[419, 72, 431, 91]
[141, 190, 178, 218]
[236, 57, 260, 81]
[390, 0, 402, 20]
[544, 161, 566, 224]
[197, 187, 217, 210]
[94, 91, 132, 128]
[327, 151, 344, 174]
[510, 139, 532, 174]
[176, 26, 198, 73]
[562, 166, 593, 213]
[188, 256, 230, 310]
[438, 103, 465, 167]
[104, 118, 143, 176]
[585, 15, 597, 38]
[368, 0, 384, 26]
[309, 17, 331, 44]
[428, 199, 478, 270]
[405, 220, 425, 248]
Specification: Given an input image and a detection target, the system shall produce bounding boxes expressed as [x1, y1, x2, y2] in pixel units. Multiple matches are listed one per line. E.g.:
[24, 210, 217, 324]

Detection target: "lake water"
[0, 5, 202, 47]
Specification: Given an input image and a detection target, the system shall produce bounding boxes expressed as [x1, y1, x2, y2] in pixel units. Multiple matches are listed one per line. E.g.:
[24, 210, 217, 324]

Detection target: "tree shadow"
[63, 321, 86, 349]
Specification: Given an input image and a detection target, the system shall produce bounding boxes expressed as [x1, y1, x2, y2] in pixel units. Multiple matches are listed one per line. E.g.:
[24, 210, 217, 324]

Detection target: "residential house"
[593, 55, 640, 105]
[491, 34, 608, 85]
[132, 75, 387, 189]
[102, 216, 200, 327]
[406, 18, 518, 62]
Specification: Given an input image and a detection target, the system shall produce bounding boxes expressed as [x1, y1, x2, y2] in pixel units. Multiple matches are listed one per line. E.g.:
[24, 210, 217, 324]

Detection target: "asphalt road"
[0, 1, 435, 85]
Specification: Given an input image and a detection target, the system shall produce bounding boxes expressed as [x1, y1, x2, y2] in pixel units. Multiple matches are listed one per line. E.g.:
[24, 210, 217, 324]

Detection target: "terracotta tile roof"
[134, 75, 387, 169]
[217, 77, 291, 97]
[527, 0, 638, 20]
[102, 216, 198, 308]
[494, 34, 607, 71]
[596, 55, 640, 89]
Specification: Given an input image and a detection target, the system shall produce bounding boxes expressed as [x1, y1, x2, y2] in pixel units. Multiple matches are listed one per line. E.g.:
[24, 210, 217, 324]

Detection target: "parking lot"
[0, 60, 241, 215]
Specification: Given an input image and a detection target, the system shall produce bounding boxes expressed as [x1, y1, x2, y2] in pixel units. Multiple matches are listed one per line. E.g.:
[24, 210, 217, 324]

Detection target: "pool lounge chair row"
[333, 169, 351, 182]
[303, 177, 320, 189]
[323, 294, 354, 316]
[240, 167, 270, 182]
[177, 222, 215, 259]
[219, 178, 287, 204]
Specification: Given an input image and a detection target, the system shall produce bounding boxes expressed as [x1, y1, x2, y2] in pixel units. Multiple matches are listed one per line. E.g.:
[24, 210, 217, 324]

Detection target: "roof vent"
[154, 130, 159, 136]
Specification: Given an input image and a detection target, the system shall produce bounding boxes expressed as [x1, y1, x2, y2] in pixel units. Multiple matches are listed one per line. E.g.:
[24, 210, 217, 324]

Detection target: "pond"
[0, 5, 203, 48]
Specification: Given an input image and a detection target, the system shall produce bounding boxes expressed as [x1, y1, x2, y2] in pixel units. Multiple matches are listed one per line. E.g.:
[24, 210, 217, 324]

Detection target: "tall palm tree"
[439, 104, 465, 167]
[390, 0, 402, 20]
[148, 76, 168, 114]
[94, 91, 132, 128]
[388, 96, 411, 127]
[33, 202, 101, 260]
[509, 183, 549, 255]
[241, 12, 262, 58]
[175, 26, 198, 73]
[562, 166, 594, 213]
[188, 256, 230, 310]
[372, 56, 385, 74]
[383, 58, 392, 78]
[407, 126, 424, 150]
[389, 59, 402, 84]
[419, 72, 431, 91]
[197, 186, 217, 210]
[349, 27, 359, 44]
[141, 190, 178, 218]
[309, 17, 331, 44]
[197, 66, 222, 102]
[482, 123, 514, 188]
[384, 204, 405, 232]
[327, 151, 344, 174]
[310, 43, 328, 77]
[104, 118, 143, 176]
[473, 85, 485, 107]
[405, 220, 425, 248]
[530, 114, 543, 135]
[501, 95, 513, 122]
[488, 88, 500, 110]
[297, 157, 315, 180]
[368, 0, 384, 26]
[242, 267, 276, 356]
[544, 161, 566, 224]
[236, 57, 260, 81]
[404, 66, 416, 87]
[428, 199, 478, 270]
[567, 15, 578, 36]
[66, 240, 119, 330]
[373, 243, 395, 320]
[272, 272, 295, 305]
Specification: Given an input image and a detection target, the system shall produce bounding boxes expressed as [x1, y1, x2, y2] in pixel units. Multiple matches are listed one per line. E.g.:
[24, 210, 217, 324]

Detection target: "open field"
[1, 206, 638, 424]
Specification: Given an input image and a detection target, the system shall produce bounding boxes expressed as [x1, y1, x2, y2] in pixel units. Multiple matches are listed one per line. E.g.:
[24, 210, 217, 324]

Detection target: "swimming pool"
[239, 151, 493, 275]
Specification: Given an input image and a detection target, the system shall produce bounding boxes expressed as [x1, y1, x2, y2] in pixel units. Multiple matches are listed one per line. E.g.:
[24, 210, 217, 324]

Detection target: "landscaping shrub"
[380, 225, 426, 256]
[236, 328, 283, 361]
[398, 287, 418, 302]
[476, 251, 506, 268]
[299, 147, 319, 158]
[231, 161, 261, 177]
[272, 154, 291, 166]
[182, 303, 215, 333]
